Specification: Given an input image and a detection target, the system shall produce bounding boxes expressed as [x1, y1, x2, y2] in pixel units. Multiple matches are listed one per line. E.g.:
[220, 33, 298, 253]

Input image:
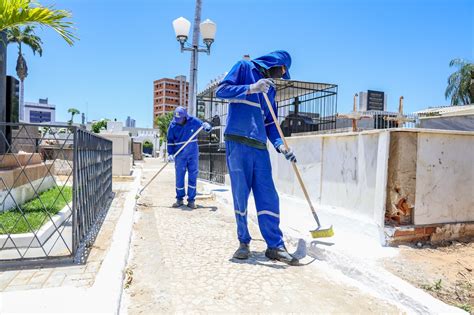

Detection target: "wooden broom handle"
[262, 93, 321, 226]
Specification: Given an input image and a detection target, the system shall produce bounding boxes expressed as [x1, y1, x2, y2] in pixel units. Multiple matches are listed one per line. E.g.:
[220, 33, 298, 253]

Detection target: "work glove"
[248, 78, 275, 94]
[278, 145, 297, 163]
[202, 122, 213, 133]
[167, 154, 175, 163]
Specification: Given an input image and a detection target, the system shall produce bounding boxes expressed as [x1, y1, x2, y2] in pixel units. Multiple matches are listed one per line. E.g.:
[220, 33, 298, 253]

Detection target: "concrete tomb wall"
[269, 129, 474, 235]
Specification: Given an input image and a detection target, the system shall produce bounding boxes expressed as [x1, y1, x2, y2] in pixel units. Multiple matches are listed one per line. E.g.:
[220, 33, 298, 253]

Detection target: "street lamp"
[172, 16, 216, 116]
[173, 17, 216, 54]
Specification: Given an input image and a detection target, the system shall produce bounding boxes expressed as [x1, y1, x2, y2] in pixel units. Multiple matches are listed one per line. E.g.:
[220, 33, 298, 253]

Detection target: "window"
[29, 111, 51, 123]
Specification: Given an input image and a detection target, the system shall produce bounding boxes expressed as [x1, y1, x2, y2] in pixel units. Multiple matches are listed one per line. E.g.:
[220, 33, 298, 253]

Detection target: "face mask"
[268, 66, 285, 79]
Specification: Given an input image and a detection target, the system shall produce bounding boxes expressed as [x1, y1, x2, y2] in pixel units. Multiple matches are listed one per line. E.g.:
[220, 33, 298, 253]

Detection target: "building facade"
[153, 75, 189, 127]
[126, 116, 136, 128]
[24, 98, 56, 124]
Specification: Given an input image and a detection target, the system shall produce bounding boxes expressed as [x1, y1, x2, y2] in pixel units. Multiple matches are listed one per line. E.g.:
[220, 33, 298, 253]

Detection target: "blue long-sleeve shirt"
[216, 60, 283, 150]
[167, 116, 203, 157]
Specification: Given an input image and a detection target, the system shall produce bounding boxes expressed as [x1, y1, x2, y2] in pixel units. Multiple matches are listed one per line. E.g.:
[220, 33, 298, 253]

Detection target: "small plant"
[421, 279, 443, 292]
[124, 267, 134, 289]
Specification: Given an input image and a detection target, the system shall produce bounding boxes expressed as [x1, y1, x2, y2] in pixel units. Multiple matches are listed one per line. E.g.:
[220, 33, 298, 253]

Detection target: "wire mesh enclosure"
[196, 78, 338, 184]
[0, 123, 112, 265]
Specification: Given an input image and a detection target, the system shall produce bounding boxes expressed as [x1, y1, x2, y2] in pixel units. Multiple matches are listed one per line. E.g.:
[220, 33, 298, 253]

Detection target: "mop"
[136, 125, 204, 198]
[263, 93, 334, 238]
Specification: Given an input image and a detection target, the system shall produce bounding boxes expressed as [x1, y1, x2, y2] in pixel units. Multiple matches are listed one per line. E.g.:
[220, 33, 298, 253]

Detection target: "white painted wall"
[100, 133, 132, 176]
[269, 130, 389, 230]
[269, 129, 473, 230]
[414, 133, 474, 224]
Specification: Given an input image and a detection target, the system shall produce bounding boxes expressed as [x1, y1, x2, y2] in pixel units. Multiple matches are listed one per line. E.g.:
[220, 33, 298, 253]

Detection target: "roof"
[415, 104, 474, 118]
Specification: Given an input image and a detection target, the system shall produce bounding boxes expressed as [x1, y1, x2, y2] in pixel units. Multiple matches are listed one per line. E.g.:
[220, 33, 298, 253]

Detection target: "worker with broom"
[216, 51, 299, 265]
[167, 106, 212, 209]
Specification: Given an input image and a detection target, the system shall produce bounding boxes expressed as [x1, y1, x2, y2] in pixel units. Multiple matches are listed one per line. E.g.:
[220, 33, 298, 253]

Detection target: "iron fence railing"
[197, 131, 227, 184]
[0, 122, 112, 265]
[196, 78, 339, 184]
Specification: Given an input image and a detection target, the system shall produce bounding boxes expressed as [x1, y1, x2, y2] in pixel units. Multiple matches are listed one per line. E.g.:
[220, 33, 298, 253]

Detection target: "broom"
[263, 93, 334, 238]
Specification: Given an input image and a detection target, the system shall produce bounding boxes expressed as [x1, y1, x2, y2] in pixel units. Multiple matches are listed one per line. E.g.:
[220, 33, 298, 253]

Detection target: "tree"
[143, 140, 153, 150]
[155, 112, 174, 142]
[445, 58, 474, 105]
[0, 0, 77, 134]
[7, 26, 43, 115]
[91, 119, 109, 133]
[67, 108, 80, 125]
[0, 0, 77, 44]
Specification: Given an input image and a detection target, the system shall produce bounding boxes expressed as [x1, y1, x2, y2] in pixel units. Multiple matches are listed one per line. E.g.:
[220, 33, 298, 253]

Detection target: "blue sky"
[6, 0, 473, 128]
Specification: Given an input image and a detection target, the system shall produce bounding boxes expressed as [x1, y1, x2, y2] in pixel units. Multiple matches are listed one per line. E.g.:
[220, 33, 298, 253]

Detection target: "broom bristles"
[310, 226, 334, 238]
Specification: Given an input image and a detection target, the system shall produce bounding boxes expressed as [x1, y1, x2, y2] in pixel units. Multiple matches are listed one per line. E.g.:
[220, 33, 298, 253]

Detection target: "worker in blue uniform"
[216, 51, 299, 265]
[167, 106, 212, 209]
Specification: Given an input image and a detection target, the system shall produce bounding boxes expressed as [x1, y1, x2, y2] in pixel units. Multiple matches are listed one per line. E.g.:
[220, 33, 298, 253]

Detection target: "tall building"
[153, 75, 189, 127]
[126, 116, 136, 128]
[24, 98, 56, 123]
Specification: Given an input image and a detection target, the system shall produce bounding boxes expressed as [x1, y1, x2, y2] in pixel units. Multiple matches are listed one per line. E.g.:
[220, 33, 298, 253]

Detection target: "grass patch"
[0, 186, 72, 234]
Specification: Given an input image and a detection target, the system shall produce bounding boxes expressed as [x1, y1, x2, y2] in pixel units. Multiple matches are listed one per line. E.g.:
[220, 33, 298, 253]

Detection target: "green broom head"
[310, 225, 334, 238]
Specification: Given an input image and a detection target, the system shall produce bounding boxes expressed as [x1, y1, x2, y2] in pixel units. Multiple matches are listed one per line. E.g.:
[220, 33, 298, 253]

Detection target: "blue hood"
[252, 50, 292, 80]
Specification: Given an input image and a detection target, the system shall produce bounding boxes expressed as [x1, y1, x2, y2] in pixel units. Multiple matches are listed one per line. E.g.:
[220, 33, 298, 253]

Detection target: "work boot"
[233, 243, 250, 260]
[265, 247, 299, 266]
[187, 201, 197, 209]
[172, 199, 184, 208]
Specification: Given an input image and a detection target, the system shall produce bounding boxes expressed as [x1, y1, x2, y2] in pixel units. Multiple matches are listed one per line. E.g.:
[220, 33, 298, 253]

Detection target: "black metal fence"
[196, 78, 338, 184]
[197, 130, 226, 184]
[0, 123, 112, 265]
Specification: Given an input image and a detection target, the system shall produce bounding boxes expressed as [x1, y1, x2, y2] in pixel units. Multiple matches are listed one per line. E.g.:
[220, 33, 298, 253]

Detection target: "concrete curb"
[92, 166, 142, 314]
[200, 180, 467, 314]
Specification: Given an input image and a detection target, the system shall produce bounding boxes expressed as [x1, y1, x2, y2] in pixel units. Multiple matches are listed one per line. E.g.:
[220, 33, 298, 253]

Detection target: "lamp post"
[172, 15, 216, 116]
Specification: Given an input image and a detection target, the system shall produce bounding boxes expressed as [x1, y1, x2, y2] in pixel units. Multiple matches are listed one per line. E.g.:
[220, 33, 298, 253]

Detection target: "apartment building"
[153, 75, 189, 127]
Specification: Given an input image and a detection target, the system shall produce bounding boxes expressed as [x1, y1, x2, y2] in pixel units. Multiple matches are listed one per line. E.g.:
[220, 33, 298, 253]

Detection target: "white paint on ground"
[202, 180, 466, 314]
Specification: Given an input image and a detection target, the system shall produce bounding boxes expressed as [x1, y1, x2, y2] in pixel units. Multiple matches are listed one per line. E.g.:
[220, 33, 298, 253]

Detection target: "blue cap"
[173, 106, 188, 124]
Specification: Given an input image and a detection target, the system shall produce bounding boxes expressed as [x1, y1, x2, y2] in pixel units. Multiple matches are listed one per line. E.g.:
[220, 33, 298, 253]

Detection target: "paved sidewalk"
[122, 159, 401, 314]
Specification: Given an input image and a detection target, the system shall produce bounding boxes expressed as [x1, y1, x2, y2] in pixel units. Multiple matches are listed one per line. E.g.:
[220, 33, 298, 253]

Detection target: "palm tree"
[445, 58, 474, 105]
[7, 26, 43, 119]
[0, 0, 77, 128]
[0, 0, 77, 44]
[67, 108, 80, 126]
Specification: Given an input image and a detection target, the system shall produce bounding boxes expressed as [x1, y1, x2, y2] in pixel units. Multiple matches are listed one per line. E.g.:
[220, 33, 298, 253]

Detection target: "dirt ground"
[384, 241, 473, 314]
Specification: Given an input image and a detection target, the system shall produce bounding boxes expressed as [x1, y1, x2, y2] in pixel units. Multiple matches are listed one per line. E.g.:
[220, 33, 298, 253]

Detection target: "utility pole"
[188, 0, 202, 117]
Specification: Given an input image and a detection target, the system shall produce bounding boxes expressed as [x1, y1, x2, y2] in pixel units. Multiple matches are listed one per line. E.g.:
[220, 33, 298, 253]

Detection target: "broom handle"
[139, 125, 204, 194]
[263, 93, 321, 228]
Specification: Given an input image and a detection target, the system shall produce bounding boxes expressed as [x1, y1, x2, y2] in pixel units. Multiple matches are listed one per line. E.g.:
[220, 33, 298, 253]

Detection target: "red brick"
[415, 227, 426, 235]
[394, 229, 415, 237]
[424, 227, 436, 235]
